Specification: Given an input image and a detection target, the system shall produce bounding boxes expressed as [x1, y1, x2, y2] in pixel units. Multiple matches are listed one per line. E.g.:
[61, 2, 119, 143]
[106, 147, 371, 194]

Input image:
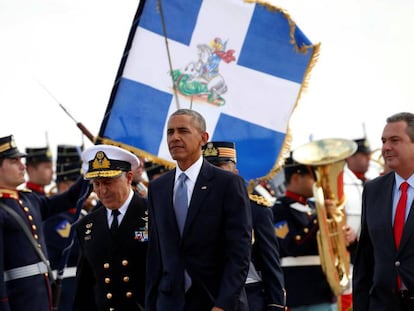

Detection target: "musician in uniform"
[73, 144, 148, 311]
[272, 154, 337, 311]
[43, 145, 85, 311]
[0, 135, 86, 311]
[24, 146, 54, 196]
[202, 141, 286, 311]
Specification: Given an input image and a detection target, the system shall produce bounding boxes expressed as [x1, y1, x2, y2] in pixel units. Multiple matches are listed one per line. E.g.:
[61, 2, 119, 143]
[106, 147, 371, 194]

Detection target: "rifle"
[37, 82, 95, 143]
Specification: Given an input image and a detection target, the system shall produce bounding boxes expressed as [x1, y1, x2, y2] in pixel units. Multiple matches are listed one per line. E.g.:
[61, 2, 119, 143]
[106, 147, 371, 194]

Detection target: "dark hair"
[386, 112, 414, 142]
[170, 109, 206, 132]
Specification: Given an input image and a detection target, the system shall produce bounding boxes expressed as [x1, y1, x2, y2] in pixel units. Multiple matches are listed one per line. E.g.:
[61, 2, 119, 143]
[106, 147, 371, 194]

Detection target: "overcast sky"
[1, 0, 413, 160]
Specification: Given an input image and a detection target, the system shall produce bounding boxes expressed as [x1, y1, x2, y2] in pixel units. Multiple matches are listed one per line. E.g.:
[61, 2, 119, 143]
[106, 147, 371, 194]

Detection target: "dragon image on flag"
[97, 0, 320, 182]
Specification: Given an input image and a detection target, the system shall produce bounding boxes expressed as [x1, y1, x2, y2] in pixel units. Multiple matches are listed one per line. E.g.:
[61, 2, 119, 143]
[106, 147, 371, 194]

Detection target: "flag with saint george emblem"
[98, 0, 319, 181]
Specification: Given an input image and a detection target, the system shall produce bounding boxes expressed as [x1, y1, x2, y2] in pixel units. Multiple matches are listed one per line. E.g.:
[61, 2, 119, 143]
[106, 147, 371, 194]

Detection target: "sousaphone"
[293, 138, 357, 296]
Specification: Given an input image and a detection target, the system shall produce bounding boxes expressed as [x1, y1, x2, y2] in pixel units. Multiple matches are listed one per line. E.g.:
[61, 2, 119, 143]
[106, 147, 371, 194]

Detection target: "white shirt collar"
[175, 156, 203, 184]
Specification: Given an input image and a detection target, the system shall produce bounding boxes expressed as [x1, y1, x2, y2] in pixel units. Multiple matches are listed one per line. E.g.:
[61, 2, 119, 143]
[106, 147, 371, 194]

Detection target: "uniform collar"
[0, 188, 19, 199]
[285, 190, 308, 205]
[26, 181, 45, 194]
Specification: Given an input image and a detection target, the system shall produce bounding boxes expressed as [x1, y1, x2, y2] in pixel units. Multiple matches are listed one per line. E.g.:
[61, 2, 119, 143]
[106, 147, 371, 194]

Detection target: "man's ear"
[201, 131, 209, 145]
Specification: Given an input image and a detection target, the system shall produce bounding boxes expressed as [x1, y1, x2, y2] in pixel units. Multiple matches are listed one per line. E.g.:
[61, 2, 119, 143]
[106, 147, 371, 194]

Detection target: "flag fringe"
[245, 0, 321, 188]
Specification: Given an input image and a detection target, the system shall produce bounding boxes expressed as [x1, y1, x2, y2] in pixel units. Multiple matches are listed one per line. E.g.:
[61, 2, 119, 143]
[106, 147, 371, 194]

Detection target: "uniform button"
[123, 276, 129, 282]
[105, 277, 111, 284]
[23, 207, 29, 212]
[106, 293, 112, 299]
[109, 308, 115, 311]
[295, 235, 301, 241]
[37, 244, 42, 248]
[395, 261, 401, 267]
[303, 228, 309, 233]
[126, 291, 133, 298]
[313, 219, 317, 224]
[122, 260, 128, 266]
[32, 225, 37, 230]
[28, 215, 33, 221]
[34, 234, 39, 240]
[104, 263, 110, 269]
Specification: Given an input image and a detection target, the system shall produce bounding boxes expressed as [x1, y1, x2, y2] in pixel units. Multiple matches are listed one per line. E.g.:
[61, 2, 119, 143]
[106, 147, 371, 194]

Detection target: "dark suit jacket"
[145, 160, 252, 311]
[353, 172, 414, 311]
[73, 193, 148, 311]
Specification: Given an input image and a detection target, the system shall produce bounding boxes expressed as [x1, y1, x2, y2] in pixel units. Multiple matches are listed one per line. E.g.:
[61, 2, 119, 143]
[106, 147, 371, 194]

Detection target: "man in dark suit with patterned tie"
[73, 144, 148, 311]
[353, 112, 414, 311]
[145, 109, 252, 311]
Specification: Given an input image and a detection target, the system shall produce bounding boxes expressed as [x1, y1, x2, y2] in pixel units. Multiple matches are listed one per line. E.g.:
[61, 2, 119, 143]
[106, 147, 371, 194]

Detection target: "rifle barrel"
[77, 123, 95, 143]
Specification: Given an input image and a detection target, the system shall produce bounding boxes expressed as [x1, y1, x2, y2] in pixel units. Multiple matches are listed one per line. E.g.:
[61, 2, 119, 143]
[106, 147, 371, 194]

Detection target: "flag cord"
[157, 0, 181, 109]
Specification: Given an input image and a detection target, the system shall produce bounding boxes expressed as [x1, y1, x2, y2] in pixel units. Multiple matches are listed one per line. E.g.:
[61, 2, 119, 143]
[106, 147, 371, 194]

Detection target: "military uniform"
[0, 138, 85, 311]
[202, 141, 286, 311]
[248, 190, 286, 311]
[24, 146, 53, 196]
[273, 195, 335, 309]
[43, 145, 84, 311]
[73, 144, 148, 311]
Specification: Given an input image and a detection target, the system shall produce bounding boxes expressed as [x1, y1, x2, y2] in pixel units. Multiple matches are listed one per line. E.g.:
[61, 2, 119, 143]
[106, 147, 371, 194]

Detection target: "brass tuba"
[293, 138, 357, 296]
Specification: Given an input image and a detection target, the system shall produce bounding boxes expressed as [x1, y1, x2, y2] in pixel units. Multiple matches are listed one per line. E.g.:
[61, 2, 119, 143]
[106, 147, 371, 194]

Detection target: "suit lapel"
[380, 174, 398, 250]
[182, 161, 213, 237]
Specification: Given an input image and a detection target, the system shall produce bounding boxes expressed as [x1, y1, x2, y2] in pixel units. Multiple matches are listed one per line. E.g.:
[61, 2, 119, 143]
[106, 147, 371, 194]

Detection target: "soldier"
[73, 144, 148, 311]
[144, 161, 170, 181]
[272, 154, 337, 311]
[24, 146, 54, 195]
[43, 145, 85, 311]
[0, 135, 86, 311]
[202, 141, 286, 311]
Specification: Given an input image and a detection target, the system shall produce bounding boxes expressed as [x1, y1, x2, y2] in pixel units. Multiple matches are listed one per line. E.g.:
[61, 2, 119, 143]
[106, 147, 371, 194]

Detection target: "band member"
[272, 154, 337, 310]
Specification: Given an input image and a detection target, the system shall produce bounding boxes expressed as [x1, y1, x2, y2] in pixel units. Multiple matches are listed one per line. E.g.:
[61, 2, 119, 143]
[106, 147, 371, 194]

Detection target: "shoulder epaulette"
[249, 194, 273, 207]
[0, 188, 19, 199]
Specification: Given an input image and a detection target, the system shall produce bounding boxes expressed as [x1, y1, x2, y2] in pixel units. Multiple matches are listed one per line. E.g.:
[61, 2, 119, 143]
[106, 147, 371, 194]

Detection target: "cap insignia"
[92, 151, 111, 170]
[203, 143, 219, 157]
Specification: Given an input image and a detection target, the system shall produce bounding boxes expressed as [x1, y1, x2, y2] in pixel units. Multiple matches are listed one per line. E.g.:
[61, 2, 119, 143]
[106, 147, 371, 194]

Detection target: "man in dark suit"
[353, 112, 414, 311]
[202, 141, 286, 311]
[145, 109, 252, 311]
[73, 144, 148, 311]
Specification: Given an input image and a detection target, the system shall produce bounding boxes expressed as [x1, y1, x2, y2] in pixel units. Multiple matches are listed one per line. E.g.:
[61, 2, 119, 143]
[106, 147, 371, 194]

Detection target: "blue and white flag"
[98, 0, 319, 182]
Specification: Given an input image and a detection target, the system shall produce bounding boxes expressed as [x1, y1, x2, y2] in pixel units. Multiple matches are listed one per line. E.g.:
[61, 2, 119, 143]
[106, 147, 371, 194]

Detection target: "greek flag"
[98, 0, 319, 181]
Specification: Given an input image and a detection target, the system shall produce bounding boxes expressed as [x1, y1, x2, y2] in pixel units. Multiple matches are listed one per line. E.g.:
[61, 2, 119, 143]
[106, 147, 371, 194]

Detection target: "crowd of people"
[0, 110, 413, 311]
